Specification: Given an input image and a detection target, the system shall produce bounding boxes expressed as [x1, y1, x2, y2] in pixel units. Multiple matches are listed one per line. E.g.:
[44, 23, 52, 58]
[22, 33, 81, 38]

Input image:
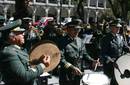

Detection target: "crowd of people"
[0, 14, 130, 85]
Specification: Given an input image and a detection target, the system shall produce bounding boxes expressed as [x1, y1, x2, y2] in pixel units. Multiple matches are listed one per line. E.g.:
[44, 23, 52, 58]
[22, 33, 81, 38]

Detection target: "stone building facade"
[0, 0, 109, 23]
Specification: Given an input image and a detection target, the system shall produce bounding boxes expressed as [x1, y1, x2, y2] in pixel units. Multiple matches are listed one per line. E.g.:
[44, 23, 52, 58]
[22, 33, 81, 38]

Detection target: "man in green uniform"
[101, 20, 130, 85]
[58, 21, 99, 85]
[0, 19, 50, 85]
[0, 15, 5, 27]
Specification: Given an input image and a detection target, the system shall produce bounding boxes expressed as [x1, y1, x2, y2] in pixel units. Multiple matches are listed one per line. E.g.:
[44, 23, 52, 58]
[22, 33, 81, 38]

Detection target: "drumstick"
[94, 58, 99, 71]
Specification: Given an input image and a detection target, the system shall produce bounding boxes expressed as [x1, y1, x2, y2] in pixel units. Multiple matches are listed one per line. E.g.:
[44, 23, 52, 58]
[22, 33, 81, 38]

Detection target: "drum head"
[114, 53, 130, 85]
[82, 73, 109, 85]
[29, 40, 61, 72]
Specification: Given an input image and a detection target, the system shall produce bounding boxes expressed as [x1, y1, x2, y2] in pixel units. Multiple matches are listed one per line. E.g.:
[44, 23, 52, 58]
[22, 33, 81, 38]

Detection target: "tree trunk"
[77, 0, 84, 22]
[14, 0, 32, 20]
[107, 0, 129, 22]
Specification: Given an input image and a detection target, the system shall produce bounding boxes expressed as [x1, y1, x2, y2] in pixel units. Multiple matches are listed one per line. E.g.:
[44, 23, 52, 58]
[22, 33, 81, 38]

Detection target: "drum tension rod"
[113, 62, 124, 79]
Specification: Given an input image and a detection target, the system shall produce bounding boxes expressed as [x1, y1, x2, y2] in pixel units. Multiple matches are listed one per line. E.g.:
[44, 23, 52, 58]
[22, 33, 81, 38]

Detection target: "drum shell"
[29, 40, 61, 72]
[114, 53, 130, 85]
[82, 72, 110, 85]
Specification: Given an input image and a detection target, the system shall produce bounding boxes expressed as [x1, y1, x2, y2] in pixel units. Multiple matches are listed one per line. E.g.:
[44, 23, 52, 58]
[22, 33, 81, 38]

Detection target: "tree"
[77, 0, 84, 22]
[14, 0, 32, 20]
[107, 0, 130, 21]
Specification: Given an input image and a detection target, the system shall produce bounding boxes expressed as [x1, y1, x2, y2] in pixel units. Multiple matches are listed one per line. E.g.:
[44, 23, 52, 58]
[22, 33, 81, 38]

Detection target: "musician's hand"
[113, 62, 119, 69]
[112, 58, 116, 61]
[92, 59, 100, 68]
[70, 66, 82, 76]
[39, 55, 50, 67]
[106, 57, 116, 63]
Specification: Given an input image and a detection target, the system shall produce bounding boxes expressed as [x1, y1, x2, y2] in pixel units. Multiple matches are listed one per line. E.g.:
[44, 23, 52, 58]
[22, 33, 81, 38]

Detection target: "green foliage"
[107, 0, 129, 21]
[128, 11, 130, 19]
[128, 0, 130, 11]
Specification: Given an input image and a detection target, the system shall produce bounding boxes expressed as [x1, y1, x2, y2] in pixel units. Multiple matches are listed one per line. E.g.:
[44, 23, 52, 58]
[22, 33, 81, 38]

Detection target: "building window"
[84, 0, 88, 6]
[71, 0, 77, 5]
[36, 0, 46, 3]
[62, 0, 69, 4]
[90, 0, 97, 7]
[98, 0, 104, 7]
[6, 0, 15, 1]
[49, 0, 57, 3]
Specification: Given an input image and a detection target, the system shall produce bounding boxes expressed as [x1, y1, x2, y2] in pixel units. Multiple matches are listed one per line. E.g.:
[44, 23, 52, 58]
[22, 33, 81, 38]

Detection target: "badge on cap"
[11, 27, 25, 32]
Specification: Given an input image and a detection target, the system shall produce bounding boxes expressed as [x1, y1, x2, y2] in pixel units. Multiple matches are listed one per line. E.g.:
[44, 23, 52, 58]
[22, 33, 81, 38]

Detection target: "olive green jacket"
[0, 44, 43, 85]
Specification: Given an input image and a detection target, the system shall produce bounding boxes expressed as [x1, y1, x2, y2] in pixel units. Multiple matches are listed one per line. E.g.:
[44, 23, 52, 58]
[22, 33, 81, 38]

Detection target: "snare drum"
[82, 73, 110, 85]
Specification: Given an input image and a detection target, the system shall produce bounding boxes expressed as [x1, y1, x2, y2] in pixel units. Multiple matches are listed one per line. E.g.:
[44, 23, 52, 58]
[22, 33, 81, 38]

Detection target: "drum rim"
[29, 40, 57, 54]
[82, 73, 110, 85]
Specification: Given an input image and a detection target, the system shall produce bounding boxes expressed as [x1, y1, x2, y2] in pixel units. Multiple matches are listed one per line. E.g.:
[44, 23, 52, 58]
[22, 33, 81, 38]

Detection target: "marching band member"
[58, 20, 99, 85]
[0, 19, 50, 85]
[101, 20, 130, 85]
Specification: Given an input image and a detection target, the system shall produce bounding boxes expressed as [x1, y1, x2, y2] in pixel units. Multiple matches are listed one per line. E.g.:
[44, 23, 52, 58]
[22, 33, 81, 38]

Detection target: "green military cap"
[0, 15, 5, 21]
[72, 18, 82, 24]
[11, 27, 25, 32]
[110, 20, 122, 28]
[0, 19, 22, 32]
[22, 17, 32, 23]
[65, 21, 75, 27]
[0, 15, 5, 25]
[65, 21, 83, 31]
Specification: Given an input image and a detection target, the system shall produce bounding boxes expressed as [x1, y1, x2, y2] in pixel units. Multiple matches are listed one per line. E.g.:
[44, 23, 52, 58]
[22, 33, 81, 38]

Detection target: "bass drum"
[29, 40, 61, 72]
[114, 53, 130, 85]
[82, 72, 110, 85]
